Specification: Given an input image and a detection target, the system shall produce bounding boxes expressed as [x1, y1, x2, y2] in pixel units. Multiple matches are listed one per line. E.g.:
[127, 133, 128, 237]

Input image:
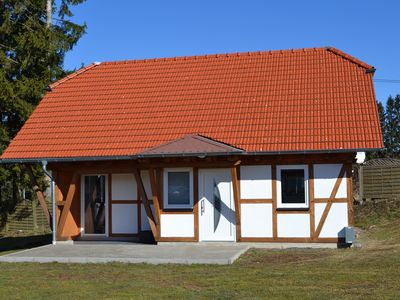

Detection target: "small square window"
[277, 165, 308, 209]
[163, 168, 193, 209]
[281, 169, 305, 204]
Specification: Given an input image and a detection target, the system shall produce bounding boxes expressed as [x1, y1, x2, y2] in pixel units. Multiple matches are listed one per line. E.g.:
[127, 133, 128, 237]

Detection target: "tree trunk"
[46, 0, 52, 28]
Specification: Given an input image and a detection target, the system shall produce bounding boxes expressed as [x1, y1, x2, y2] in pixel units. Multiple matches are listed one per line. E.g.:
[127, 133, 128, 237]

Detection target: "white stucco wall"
[140, 170, 153, 199]
[160, 214, 194, 237]
[240, 165, 272, 199]
[241, 203, 273, 237]
[141, 204, 155, 231]
[315, 203, 348, 238]
[111, 203, 138, 234]
[277, 214, 310, 238]
[112, 173, 137, 200]
[313, 164, 347, 198]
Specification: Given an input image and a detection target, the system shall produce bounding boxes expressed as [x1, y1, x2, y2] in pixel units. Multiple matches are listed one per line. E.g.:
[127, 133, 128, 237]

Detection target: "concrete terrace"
[0, 242, 339, 265]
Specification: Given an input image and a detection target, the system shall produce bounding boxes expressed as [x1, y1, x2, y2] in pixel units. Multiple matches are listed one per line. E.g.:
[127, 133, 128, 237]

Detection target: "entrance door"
[81, 175, 108, 236]
[199, 169, 236, 241]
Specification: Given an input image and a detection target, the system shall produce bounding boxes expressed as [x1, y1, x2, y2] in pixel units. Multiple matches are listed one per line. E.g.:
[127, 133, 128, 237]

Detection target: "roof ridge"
[325, 47, 374, 71]
[101, 47, 328, 65]
[49, 62, 101, 90]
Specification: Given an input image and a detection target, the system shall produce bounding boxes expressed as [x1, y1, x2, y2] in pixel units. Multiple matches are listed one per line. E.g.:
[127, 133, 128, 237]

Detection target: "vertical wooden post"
[108, 174, 112, 236]
[359, 165, 364, 200]
[193, 167, 199, 241]
[346, 163, 354, 226]
[308, 164, 315, 240]
[271, 165, 278, 240]
[231, 166, 241, 241]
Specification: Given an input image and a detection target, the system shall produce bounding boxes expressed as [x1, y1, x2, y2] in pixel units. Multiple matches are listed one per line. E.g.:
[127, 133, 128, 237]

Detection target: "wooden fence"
[1, 199, 52, 234]
[360, 159, 400, 200]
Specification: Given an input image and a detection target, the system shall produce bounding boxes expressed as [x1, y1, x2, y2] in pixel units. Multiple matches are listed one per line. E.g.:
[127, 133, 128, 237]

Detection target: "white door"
[199, 169, 236, 241]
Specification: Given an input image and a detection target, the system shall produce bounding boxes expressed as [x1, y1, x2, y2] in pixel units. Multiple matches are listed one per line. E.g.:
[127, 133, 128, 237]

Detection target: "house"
[0, 47, 383, 243]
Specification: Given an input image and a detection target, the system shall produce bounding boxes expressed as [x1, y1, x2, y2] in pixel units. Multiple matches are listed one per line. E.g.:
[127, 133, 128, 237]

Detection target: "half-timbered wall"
[239, 163, 351, 242]
[50, 153, 353, 242]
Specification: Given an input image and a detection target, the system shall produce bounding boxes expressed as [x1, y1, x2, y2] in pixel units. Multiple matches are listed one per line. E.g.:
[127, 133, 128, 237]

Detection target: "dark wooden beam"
[133, 168, 158, 240]
[308, 164, 315, 240]
[57, 172, 79, 237]
[231, 166, 241, 241]
[148, 168, 161, 226]
[346, 163, 354, 226]
[271, 165, 278, 240]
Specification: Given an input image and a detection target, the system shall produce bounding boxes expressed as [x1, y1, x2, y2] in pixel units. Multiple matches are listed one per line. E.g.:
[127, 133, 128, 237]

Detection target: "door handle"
[201, 199, 205, 215]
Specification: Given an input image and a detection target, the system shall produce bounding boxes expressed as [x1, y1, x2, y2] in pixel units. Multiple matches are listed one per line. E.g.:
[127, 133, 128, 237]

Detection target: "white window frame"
[163, 168, 194, 209]
[276, 165, 309, 209]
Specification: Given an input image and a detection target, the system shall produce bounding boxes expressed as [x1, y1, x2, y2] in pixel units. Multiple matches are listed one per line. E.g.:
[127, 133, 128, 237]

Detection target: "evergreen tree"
[385, 95, 400, 157]
[368, 96, 400, 159]
[368, 100, 386, 159]
[0, 0, 86, 227]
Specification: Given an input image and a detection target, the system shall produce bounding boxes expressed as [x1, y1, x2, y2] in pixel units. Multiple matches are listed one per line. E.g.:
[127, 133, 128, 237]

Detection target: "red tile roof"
[1, 47, 383, 161]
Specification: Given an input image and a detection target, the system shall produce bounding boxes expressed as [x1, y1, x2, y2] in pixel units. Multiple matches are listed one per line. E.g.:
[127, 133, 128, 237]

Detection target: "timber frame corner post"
[231, 165, 241, 241]
[24, 164, 52, 228]
[345, 163, 354, 226]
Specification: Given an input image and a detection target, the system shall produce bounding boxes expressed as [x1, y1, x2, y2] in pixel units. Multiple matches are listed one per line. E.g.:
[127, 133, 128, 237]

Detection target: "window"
[277, 165, 308, 209]
[82, 175, 107, 235]
[163, 168, 193, 209]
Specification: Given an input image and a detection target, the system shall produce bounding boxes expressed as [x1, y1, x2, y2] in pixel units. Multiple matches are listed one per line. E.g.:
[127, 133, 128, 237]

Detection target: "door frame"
[80, 174, 109, 237]
[198, 168, 236, 242]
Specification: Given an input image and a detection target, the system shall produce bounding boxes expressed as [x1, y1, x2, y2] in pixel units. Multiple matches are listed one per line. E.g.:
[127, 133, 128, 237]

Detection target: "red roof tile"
[1, 47, 383, 161]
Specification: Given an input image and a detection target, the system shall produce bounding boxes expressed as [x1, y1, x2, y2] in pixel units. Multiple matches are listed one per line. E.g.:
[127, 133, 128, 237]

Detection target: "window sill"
[162, 208, 193, 212]
[276, 207, 310, 212]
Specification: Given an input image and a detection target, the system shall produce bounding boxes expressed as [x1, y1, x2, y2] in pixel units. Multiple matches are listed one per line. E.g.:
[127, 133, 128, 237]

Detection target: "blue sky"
[64, 0, 400, 103]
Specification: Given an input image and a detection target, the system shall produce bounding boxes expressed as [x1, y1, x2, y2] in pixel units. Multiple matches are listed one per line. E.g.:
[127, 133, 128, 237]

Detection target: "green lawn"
[0, 201, 399, 299]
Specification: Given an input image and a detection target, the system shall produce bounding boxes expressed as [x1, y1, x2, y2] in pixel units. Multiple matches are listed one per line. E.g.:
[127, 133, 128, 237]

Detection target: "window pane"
[84, 175, 106, 234]
[168, 172, 190, 205]
[281, 169, 305, 204]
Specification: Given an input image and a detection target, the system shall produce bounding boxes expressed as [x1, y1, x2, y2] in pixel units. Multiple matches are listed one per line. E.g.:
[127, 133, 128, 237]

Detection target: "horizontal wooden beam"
[240, 199, 273, 203]
[314, 198, 348, 203]
[240, 237, 342, 243]
[276, 210, 310, 214]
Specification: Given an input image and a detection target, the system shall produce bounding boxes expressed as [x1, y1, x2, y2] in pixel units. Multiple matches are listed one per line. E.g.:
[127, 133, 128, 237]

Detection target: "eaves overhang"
[0, 148, 383, 164]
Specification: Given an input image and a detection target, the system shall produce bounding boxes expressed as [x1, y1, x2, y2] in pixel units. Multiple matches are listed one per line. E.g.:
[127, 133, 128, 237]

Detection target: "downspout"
[41, 160, 56, 245]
